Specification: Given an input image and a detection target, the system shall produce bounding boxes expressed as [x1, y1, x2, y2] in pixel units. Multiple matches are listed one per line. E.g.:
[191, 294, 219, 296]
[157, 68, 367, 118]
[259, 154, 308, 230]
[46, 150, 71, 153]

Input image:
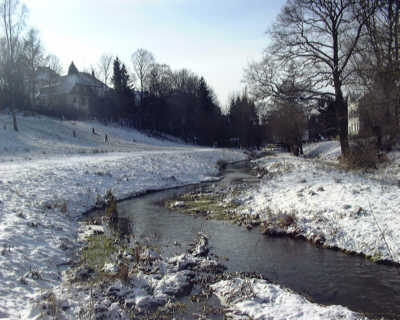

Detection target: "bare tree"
[131, 48, 155, 102]
[246, 0, 375, 156]
[46, 54, 63, 74]
[23, 28, 45, 105]
[0, 0, 27, 131]
[97, 53, 113, 86]
[147, 63, 173, 97]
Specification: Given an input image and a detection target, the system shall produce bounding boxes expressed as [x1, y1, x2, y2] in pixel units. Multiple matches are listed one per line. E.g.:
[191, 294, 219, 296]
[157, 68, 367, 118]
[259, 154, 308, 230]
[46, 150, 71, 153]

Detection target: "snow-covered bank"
[0, 113, 186, 162]
[235, 153, 400, 263]
[211, 278, 367, 320]
[0, 115, 246, 319]
[304, 140, 341, 162]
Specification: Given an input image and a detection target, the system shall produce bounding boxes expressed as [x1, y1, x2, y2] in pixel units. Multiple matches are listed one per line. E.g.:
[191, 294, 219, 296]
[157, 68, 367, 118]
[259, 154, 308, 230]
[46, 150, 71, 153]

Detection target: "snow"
[211, 278, 367, 320]
[0, 113, 245, 319]
[236, 143, 400, 263]
[303, 140, 341, 162]
[0, 114, 395, 319]
[0, 113, 186, 162]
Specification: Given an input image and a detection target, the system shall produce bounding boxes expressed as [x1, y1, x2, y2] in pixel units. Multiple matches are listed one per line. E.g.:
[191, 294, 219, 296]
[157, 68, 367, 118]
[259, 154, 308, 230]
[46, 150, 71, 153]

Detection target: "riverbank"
[0, 114, 246, 319]
[232, 150, 400, 264]
[31, 205, 368, 320]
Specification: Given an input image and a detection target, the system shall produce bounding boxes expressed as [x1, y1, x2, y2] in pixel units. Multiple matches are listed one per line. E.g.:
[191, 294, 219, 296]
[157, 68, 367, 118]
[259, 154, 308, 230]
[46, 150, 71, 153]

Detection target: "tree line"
[0, 0, 264, 148]
[95, 51, 264, 147]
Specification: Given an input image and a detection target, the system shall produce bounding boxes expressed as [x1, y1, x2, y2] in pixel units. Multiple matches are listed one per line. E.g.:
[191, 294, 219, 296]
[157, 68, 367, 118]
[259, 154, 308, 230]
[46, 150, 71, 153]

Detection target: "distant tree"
[268, 100, 307, 155]
[46, 54, 64, 78]
[112, 57, 130, 94]
[313, 97, 338, 139]
[131, 48, 155, 103]
[147, 63, 172, 98]
[97, 53, 113, 86]
[0, 0, 28, 131]
[228, 92, 260, 148]
[196, 77, 221, 145]
[111, 57, 133, 120]
[23, 28, 45, 106]
[171, 68, 199, 96]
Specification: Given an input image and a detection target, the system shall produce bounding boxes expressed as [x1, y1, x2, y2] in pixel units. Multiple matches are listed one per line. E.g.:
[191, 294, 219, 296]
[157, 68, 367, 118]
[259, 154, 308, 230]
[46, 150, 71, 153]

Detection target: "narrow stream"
[92, 162, 400, 319]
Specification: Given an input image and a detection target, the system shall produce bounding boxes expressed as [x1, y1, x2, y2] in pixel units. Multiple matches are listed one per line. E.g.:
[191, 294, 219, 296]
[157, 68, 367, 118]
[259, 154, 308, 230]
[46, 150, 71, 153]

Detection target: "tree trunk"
[10, 106, 18, 132]
[335, 93, 349, 157]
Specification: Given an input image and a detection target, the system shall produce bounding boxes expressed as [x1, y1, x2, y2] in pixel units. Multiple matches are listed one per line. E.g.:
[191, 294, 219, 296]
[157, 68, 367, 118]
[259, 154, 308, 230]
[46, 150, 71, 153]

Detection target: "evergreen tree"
[111, 57, 133, 121]
[228, 92, 260, 147]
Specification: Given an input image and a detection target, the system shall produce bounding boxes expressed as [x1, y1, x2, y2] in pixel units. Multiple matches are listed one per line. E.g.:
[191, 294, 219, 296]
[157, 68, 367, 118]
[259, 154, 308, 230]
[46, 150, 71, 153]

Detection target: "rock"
[140, 249, 161, 262]
[124, 298, 135, 309]
[197, 259, 226, 273]
[135, 295, 164, 312]
[168, 254, 198, 271]
[154, 271, 193, 297]
[108, 302, 128, 319]
[106, 281, 125, 298]
[102, 263, 120, 276]
[72, 266, 94, 281]
[173, 201, 185, 208]
[191, 233, 209, 257]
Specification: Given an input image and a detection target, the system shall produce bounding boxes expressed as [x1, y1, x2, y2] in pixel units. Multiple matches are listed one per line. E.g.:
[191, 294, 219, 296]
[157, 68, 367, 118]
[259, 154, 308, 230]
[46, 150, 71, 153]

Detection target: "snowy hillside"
[0, 113, 187, 162]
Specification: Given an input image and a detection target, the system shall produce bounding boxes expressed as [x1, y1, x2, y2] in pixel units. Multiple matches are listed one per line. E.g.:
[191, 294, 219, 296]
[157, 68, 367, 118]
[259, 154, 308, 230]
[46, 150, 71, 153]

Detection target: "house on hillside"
[35, 66, 60, 88]
[37, 62, 108, 116]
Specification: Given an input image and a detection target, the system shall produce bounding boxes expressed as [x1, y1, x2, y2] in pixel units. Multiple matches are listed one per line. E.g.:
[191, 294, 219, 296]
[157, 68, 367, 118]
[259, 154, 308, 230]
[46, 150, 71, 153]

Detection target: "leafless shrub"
[341, 140, 385, 169]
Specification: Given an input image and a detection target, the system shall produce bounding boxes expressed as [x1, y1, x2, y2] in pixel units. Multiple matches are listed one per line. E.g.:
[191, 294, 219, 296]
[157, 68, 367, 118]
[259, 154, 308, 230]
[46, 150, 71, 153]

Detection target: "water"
[91, 162, 400, 319]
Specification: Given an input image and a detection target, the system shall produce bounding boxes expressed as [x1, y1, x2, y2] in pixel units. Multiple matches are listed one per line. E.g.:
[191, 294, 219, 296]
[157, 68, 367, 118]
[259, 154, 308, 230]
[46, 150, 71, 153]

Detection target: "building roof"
[39, 62, 107, 96]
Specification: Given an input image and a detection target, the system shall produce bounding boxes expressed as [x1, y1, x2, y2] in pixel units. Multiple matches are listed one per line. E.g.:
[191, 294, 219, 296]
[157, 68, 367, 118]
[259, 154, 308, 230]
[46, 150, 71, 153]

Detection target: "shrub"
[341, 140, 385, 169]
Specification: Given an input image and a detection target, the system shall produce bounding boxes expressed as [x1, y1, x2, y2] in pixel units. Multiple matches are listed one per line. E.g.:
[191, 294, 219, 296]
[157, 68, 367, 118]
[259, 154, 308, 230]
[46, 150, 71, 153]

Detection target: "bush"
[341, 140, 388, 169]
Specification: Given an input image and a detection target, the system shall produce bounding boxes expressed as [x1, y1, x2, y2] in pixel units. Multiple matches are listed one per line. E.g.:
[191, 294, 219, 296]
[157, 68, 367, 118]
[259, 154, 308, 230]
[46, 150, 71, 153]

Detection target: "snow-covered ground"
[0, 113, 186, 162]
[211, 278, 366, 320]
[235, 141, 400, 264]
[0, 114, 245, 319]
[303, 140, 342, 162]
[0, 114, 395, 319]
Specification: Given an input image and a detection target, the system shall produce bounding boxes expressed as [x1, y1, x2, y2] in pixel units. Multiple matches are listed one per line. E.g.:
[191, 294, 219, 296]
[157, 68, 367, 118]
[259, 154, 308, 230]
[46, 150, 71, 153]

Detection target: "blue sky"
[25, 0, 285, 106]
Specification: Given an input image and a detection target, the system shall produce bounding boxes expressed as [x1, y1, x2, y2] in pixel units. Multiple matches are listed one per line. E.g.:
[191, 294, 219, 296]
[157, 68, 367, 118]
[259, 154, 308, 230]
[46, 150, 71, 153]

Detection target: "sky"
[24, 0, 286, 106]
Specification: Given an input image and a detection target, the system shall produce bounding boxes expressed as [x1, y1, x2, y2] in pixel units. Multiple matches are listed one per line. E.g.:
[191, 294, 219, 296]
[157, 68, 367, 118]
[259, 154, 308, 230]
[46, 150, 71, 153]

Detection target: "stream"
[91, 161, 400, 319]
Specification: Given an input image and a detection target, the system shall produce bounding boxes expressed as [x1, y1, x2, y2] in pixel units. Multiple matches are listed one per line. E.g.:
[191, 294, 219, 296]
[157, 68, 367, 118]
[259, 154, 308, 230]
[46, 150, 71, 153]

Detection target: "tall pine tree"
[111, 57, 133, 121]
